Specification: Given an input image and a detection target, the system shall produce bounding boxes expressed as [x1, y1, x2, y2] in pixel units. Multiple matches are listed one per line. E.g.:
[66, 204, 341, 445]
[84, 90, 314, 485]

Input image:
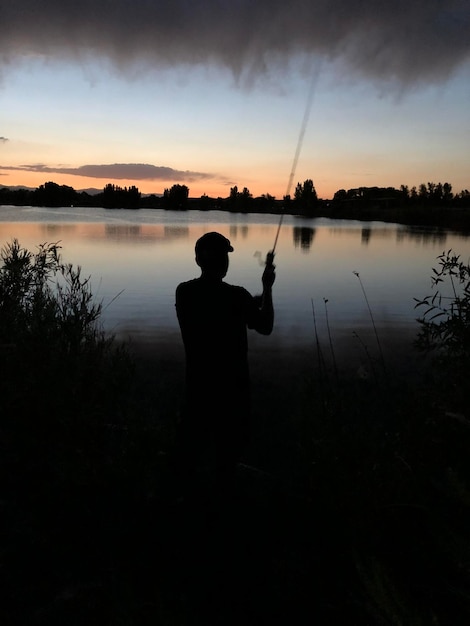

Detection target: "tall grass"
[353, 269, 387, 375]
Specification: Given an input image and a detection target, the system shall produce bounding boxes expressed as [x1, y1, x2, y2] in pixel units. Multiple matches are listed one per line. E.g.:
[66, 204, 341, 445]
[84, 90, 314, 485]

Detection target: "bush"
[414, 249, 470, 414]
[0, 239, 135, 494]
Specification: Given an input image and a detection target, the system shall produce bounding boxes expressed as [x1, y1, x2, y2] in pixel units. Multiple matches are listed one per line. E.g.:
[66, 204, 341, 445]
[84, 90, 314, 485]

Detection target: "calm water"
[1, 205, 469, 373]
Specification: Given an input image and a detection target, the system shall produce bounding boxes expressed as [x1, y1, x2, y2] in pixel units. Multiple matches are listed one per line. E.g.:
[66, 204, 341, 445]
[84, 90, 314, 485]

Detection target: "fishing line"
[270, 61, 322, 258]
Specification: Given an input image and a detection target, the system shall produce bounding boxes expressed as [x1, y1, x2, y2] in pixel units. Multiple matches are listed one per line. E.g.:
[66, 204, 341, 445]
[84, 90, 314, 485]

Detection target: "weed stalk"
[353, 271, 386, 376]
[323, 297, 339, 387]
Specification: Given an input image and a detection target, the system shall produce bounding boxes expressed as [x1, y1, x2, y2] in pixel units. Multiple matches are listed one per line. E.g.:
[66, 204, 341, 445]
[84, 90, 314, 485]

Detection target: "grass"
[1, 242, 470, 625]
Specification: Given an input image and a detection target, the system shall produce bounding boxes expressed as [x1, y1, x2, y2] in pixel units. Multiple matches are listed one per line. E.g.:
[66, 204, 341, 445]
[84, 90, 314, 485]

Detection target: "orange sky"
[2, 58, 469, 202]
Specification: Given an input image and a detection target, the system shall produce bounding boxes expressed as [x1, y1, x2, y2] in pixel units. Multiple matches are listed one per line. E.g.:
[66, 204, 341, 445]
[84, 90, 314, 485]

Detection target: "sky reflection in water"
[1, 206, 469, 371]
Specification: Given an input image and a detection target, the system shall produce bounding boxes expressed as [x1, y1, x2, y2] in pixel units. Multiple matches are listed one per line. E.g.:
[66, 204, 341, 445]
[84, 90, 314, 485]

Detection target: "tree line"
[1, 178, 469, 218]
[333, 181, 470, 207]
[0, 179, 318, 213]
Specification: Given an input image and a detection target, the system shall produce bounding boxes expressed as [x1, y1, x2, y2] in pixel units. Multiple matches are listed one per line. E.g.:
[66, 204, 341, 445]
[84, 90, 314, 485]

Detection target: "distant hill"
[0, 184, 159, 197]
[0, 184, 35, 192]
[0, 184, 103, 194]
[77, 187, 102, 196]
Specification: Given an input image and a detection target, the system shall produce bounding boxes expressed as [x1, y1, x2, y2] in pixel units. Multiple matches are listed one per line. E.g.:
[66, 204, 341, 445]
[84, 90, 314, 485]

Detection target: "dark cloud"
[0, 137, 9, 143]
[0, 1, 469, 85]
[0, 162, 220, 183]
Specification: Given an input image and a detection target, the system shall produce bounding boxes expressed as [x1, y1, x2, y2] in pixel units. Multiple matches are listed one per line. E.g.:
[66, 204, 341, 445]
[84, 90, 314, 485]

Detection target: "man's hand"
[262, 251, 276, 289]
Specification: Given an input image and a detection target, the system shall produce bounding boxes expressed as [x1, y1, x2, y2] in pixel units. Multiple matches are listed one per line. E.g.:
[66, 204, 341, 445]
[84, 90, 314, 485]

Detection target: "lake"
[1, 205, 469, 378]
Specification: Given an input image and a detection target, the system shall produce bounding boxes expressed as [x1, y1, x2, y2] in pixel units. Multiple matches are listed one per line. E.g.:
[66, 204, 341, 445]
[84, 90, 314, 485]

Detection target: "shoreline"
[120, 323, 428, 456]
[1, 202, 470, 233]
[122, 321, 423, 383]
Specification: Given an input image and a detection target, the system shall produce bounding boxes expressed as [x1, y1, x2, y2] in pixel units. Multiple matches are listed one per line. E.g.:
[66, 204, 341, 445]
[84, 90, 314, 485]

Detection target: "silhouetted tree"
[294, 179, 318, 215]
[419, 183, 428, 201]
[333, 189, 348, 202]
[400, 185, 409, 201]
[429, 182, 454, 205]
[239, 187, 252, 211]
[127, 185, 141, 209]
[102, 183, 141, 209]
[229, 186, 239, 202]
[163, 184, 189, 209]
[0, 186, 35, 206]
[253, 193, 276, 213]
[34, 181, 76, 207]
[443, 182, 453, 203]
[227, 185, 253, 212]
[199, 193, 215, 211]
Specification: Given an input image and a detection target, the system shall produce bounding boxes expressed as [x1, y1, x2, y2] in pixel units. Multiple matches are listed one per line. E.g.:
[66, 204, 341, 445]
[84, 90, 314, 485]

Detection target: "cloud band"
[1, 1, 469, 85]
[0, 162, 219, 183]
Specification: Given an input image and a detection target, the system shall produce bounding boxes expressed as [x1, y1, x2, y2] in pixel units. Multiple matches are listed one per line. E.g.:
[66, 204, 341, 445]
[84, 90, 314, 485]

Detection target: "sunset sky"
[1, 0, 469, 200]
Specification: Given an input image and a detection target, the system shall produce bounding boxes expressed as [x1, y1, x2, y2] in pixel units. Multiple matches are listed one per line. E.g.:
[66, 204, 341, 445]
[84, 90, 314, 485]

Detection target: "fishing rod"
[266, 62, 320, 269]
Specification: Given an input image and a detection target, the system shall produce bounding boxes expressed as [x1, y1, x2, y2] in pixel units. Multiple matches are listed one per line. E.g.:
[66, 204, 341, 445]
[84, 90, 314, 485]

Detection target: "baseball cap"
[195, 232, 234, 254]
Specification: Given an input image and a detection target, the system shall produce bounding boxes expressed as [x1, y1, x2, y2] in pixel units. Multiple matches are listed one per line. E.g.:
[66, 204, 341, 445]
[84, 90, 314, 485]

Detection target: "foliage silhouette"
[102, 183, 141, 209]
[33, 181, 77, 207]
[227, 185, 253, 212]
[0, 239, 134, 487]
[163, 183, 189, 209]
[1, 179, 470, 230]
[415, 249, 470, 414]
[294, 178, 318, 215]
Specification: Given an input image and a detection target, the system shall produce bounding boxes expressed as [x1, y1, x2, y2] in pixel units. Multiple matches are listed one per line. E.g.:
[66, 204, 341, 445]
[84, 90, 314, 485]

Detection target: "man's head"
[195, 232, 233, 279]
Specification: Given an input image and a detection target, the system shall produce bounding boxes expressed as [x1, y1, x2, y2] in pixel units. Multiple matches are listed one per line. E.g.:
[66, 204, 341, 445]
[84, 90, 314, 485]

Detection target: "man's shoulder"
[177, 278, 249, 293]
[175, 279, 199, 309]
[176, 279, 253, 305]
[176, 278, 199, 293]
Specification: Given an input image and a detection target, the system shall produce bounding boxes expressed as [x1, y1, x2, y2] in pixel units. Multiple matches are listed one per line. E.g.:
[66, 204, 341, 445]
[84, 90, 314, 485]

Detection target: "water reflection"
[229, 224, 249, 240]
[105, 224, 143, 240]
[41, 223, 78, 238]
[293, 227, 316, 251]
[164, 225, 190, 241]
[0, 207, 469, 375]
[397, 226, 448, 245]
[327, 224, 453, 247]
[361, 228, 371, 244]
[0, 206, 467, 249]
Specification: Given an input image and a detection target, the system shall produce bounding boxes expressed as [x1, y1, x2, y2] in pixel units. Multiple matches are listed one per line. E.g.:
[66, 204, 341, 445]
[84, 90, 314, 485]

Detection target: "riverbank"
[3, 328, 470, 625]
[320, 202, 470, 233]
[122, 338, 470, 625]
[2, 216, 469, 624]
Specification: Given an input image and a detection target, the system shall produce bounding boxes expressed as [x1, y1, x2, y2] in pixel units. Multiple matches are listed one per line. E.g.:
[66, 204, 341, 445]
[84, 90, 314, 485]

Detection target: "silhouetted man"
[175, 231, 275, 487]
